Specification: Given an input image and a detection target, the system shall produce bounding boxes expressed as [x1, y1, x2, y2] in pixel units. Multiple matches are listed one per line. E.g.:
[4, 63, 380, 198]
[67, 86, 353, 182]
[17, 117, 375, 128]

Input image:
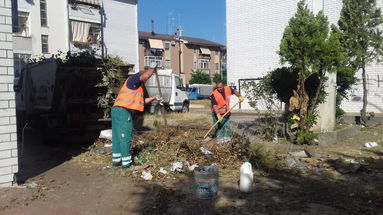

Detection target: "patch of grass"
[248, 143, 282, 172]
[190, 99, 211, 108]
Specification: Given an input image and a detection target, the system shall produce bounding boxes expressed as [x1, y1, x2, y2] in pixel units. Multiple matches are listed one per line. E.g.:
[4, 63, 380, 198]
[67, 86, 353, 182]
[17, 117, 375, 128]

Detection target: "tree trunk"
[309, 70, 325, 115]
[360, 65, 368, 126]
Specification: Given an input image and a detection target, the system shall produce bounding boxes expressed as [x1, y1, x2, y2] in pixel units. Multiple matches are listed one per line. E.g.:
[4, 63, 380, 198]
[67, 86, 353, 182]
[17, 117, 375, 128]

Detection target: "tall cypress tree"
[279, 0, 345, 140]
[338, 0, 383, 125]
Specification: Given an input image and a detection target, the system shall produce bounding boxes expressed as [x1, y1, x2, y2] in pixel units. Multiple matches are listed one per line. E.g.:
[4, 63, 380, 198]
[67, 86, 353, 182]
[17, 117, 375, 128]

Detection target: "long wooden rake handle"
[203, 100, 241, 139]
[154, 68, 168, 126]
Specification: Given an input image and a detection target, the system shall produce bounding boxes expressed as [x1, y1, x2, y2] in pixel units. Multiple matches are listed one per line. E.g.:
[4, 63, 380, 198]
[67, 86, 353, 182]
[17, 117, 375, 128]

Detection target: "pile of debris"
[77, 125, 252, 181]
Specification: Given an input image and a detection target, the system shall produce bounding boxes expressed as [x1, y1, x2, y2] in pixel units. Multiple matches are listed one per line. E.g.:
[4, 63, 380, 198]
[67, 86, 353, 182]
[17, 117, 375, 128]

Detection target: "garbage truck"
[14, 58, 115, 136]
[144, 69, 190, 113]
[187, 84, 213, 100]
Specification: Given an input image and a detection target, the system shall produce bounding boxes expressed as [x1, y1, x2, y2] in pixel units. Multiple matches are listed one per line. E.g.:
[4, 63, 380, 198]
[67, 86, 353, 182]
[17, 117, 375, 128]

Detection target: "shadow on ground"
[16, 128, 99, 183]
[131, 154, 383, 214]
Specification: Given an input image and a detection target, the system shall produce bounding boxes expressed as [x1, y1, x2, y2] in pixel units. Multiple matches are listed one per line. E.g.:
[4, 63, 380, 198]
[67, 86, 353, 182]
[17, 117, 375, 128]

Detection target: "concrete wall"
[0, 0, 18, 187]
[103, 0, 139, 71]
[226, 0, 383, 115]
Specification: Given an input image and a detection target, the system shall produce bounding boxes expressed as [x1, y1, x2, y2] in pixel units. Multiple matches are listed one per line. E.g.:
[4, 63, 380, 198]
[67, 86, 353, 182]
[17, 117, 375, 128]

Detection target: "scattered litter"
[284, 157, 299, 168]
[159, 167, 168, 175]
[373, 132, 378, 136]
[141, 169, 153, 180]
[289, 151, 308, 158]
[90, 147, 111, 155]
[25, 182, 38, 189]
[137, 140, 145, 145]
[343, 157, 358, 164]
[364, 142, 378, 148]
[170, 162, 183, 172]
[104, 143, 112, 148]
[200, 147, 213, 155]
[188, 164, 199, 172]
[273, 135, 278, 144]
[99, 129, 112, 140]
[102, 165, 112, 170]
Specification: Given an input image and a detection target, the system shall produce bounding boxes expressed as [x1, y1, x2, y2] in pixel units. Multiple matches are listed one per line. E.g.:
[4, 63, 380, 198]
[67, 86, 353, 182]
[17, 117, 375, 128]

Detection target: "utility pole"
[177, 28, 183, 77]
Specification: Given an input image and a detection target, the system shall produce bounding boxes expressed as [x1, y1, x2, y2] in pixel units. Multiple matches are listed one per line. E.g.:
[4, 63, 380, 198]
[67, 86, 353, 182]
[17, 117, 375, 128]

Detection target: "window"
[165, 60, 171, 69]
[71, 21, 101, 45]
[215, 63, 219, 70]
[198, 59, 210, 74]
[145, 56, 163, 67]
[165, 43, 170, 50]
[175, 76, 182, 90]
[198, 59, 210, 69]
[16, 12, 30, 37]
[41, 35, 49, 53]
[88, 25, 101, 44]
[40, 0, 48, 26]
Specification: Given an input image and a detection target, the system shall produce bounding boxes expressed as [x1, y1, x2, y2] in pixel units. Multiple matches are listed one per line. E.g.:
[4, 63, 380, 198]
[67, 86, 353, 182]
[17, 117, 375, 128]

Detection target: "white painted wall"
[226, 0, 383, 114]
[103, 0, 139, 71]
[16, 0, 69, 57]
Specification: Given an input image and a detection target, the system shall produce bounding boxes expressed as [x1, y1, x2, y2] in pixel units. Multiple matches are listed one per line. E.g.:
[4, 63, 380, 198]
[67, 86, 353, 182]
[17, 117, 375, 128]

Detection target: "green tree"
[213, 73, 221, 83]
[279, 0, 345, 143]
[189, 70, 211, 84]
[338, 0, 383, 125]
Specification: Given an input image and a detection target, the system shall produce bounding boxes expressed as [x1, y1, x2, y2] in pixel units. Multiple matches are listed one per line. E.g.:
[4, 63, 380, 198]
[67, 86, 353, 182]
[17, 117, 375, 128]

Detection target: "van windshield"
[188, 88, 197, 92]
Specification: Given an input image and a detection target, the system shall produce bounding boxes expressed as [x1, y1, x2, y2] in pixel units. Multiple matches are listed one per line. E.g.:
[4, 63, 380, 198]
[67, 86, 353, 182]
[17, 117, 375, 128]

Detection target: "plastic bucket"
[194, 165, 219, 199]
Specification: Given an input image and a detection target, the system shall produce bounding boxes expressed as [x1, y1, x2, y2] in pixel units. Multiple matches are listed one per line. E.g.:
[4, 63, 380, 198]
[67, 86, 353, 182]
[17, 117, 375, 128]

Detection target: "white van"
[145, 69, 190, 113]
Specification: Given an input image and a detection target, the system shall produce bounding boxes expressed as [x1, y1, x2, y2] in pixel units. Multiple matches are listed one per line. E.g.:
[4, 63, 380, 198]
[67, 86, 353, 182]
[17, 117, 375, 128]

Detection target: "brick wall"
[0, 0, 18, 187]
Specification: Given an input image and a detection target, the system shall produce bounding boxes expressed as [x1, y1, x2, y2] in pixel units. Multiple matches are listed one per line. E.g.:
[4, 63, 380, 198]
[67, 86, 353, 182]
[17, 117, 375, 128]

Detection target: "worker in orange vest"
[210, 80, 244, 143]
[112, 64, 162, 168]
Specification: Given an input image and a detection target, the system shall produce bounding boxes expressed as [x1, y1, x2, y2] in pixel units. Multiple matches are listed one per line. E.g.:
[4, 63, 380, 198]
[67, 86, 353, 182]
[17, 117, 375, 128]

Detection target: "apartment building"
[12, 0, 139, 82]
[226, 0, 383, 117]
[138, 31, 226, 84]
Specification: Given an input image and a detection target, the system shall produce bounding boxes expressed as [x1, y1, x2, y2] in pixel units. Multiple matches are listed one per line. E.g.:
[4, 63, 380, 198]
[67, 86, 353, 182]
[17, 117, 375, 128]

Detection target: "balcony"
[70, 42, 102, 57]
[13, 35, 32, 53]
[69, 4, 101, 24]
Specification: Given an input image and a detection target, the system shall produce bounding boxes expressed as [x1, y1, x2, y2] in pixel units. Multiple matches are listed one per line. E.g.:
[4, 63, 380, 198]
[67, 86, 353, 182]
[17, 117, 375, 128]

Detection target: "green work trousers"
[212, 113, 231, 138]
[112, 107, 133, 168]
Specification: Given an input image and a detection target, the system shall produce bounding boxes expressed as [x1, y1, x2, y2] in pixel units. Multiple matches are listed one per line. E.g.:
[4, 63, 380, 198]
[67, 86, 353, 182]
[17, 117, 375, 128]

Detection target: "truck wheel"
[181, 103, 189, 113]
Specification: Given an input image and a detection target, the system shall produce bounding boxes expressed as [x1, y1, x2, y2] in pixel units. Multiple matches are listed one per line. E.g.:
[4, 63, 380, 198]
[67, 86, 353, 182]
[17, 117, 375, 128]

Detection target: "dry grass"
[190, 99, 211, 108]
[143, 113, 212, 128]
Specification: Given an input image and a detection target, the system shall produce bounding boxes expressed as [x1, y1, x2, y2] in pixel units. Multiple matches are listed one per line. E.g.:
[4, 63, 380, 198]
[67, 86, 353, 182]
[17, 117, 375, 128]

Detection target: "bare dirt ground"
[1, 113, 382, 215]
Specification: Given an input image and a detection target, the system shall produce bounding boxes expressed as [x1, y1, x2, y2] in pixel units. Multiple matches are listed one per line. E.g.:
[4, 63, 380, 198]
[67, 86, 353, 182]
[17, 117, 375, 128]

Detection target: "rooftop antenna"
[167, 11, 176, 35]
[151, 19, 155, 35]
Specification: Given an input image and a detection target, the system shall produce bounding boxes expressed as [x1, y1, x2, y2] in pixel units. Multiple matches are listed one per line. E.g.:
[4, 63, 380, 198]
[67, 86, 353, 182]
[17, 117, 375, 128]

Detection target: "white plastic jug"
[240, 160, 253, 193]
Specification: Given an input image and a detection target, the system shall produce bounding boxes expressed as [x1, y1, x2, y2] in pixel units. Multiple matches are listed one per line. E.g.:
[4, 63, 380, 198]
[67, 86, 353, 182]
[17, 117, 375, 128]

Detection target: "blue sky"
[137, 0, 226, 45]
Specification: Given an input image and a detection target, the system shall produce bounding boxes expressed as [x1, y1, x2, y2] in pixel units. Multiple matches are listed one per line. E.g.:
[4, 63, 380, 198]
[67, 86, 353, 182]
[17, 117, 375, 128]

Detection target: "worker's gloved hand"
[156, 96, 164, 106]
[239, 97, 245, 102]
[217, 115, 223, 122]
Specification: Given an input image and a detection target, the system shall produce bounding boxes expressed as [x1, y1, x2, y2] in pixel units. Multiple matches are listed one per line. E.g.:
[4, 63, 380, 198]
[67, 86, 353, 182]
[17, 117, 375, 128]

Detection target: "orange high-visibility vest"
[113, 79, 145, 112]
[210, 86, 231, 114]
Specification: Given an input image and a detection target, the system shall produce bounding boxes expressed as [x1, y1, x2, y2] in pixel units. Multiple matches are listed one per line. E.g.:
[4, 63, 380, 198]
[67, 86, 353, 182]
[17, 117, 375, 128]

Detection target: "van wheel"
[181, 103, 189, 113]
